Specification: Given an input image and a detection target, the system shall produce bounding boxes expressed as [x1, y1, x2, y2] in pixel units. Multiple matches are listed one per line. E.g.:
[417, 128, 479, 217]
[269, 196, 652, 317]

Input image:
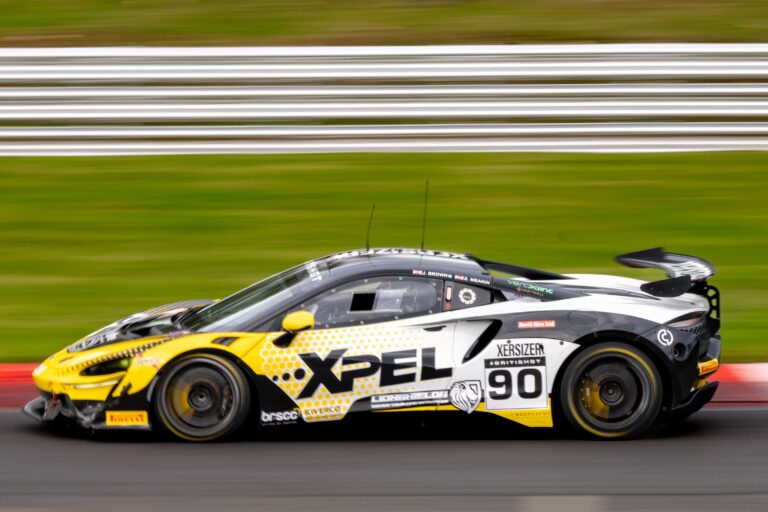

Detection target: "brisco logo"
[261, 409, 299, 424]
[297, 347, 452, 399]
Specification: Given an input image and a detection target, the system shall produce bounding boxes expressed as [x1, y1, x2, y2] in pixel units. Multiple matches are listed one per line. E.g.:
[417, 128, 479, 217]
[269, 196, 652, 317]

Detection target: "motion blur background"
[1, 0, 768, 45]
[3, 4, 768, 512]
[0, 0, 766, 366]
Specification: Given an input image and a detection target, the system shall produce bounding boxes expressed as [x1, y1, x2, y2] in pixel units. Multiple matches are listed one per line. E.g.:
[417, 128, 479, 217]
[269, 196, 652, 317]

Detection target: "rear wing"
[616, 247, 715, 282]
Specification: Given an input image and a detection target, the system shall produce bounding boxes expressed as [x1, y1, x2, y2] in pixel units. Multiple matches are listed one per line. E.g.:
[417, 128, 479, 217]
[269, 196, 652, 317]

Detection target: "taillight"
[667, 314, 705, 328]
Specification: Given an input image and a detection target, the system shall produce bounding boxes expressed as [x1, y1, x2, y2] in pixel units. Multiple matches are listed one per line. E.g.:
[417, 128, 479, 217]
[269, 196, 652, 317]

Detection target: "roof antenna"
[365, 204, 376, 251]
[420, 180, 429, 251]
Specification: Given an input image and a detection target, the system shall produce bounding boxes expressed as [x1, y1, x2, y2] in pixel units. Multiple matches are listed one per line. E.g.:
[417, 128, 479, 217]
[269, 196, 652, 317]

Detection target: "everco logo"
[261, 410, 299, 423]
[302, 405, 342, 418]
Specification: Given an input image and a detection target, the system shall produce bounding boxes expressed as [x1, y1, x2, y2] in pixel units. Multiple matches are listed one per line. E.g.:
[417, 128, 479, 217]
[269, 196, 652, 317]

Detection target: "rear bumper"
[667, 381, 719, 422]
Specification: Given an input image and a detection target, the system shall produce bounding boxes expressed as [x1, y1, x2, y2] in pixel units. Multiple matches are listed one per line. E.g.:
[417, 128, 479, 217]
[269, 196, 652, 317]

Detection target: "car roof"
[321, 248, 485, 280]
[315, 247, 568, 284]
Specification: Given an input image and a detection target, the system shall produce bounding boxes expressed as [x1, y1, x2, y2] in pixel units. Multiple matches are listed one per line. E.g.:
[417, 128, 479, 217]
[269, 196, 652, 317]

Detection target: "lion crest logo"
[449, 380, 482, 413]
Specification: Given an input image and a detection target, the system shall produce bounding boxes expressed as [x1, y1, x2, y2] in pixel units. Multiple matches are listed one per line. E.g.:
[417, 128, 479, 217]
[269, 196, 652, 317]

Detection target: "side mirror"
[273, 310, 315, 348]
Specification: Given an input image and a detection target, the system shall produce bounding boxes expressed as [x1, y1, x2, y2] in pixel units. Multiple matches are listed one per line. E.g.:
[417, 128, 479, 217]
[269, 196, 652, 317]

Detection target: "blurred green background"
[0, 153, 765, 362]
[1, 0, 768, 45]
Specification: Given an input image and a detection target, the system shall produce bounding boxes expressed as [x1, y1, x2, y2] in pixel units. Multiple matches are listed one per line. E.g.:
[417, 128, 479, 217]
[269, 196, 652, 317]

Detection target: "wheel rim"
[159, 357, 241, 439]
[574, 352, 653, 432]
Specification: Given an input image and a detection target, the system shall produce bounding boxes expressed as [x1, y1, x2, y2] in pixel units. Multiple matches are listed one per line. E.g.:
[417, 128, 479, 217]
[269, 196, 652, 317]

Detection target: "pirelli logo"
[106, 411, 149, 426]
[698, 359, 720, 376]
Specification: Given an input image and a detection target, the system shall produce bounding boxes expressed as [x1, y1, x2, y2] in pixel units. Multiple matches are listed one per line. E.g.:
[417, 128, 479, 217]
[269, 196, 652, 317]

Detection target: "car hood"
[66, 299, 215, 353]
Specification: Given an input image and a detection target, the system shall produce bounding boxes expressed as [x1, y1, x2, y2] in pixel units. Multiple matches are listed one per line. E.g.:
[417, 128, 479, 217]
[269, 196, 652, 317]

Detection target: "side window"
[300, 276, 442, 329]
[444, 282, 492, 311]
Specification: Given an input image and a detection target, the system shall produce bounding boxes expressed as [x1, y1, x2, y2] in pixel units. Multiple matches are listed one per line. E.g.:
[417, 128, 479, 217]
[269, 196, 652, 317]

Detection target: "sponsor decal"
[261, 409, 300, 425]
[412, 269, 454, 279]
[458, 288, 477, 306]
[454, 274, 492, 286]
[371, 390, 449, 410]
[133, 353, 162, 369]
[506, 280, 555, 298]
[495, 341, 545, 358]
[106, 411, 148, 426]
[297, 347, 452, 399]
[449, 380, 482, 414]
[657, 328, 674, 346]
[517, 320, 556, 329]
[666, 261, 713, 281]
[484, 342, 548, 411]
[302, 405, 342, 418]
[330, 248, 469, 262]
[698, 359, 719, 376]
[306, 261, 323, 282]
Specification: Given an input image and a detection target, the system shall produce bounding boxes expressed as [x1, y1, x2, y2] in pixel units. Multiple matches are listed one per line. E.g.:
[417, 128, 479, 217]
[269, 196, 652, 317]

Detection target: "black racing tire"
[154, 354, 250, 442]
[559, 343, 662, 440]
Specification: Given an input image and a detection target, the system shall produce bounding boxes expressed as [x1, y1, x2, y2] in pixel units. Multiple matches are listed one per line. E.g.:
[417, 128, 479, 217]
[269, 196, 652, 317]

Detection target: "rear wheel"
[559, 343, 662, 439]
[154, 354, 250, 442]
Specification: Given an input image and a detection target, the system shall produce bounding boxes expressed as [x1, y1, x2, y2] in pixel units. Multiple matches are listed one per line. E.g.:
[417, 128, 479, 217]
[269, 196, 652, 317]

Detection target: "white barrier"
[2, 44, 768, 155]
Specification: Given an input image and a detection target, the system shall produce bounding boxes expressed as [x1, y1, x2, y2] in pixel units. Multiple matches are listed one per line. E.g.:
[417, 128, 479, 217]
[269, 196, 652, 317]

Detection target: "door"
[254, 275, 455, 424]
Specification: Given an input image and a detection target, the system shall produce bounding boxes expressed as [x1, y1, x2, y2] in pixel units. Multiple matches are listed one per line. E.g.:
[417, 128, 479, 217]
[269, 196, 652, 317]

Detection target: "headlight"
[80, 357, 132, 376]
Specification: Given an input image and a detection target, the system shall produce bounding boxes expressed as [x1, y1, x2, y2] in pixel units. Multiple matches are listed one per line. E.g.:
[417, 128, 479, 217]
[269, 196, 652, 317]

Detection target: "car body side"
[26, 250, 721, 432]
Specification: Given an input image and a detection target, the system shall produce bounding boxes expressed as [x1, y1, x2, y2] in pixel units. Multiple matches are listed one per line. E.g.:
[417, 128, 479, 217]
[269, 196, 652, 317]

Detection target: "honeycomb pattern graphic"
[256, 324, 445, 423]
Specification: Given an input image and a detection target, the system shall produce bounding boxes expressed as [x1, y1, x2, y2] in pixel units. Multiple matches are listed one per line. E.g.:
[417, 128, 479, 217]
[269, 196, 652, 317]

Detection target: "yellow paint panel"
[478, 400, 553, 428]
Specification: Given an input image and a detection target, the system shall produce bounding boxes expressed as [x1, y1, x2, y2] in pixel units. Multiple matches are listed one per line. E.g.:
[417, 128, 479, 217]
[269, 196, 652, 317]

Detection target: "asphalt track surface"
[2, 408, 768, 511]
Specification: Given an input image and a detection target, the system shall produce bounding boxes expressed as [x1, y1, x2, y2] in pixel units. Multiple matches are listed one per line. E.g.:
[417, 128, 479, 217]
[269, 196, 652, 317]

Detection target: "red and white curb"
[0, 364, 38, 408]
[707, 363, 768, 406]
[2, 363, 767, 409]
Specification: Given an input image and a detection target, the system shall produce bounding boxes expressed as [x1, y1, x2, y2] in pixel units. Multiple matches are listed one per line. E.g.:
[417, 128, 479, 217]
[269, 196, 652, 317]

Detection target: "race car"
[23, 247, 721, 441]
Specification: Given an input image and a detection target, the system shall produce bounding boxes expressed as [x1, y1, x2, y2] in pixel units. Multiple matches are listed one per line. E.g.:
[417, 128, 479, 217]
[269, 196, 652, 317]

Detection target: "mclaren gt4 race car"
[24, 247, 721, 440]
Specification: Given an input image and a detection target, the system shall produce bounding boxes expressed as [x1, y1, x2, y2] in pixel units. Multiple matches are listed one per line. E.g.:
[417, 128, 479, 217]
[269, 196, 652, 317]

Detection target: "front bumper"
[22, 396, 46, 422]
[22, 390, 151, 431]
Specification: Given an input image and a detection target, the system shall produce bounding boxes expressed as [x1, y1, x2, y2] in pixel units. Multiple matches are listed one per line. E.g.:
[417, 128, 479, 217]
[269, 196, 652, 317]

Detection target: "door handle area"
[423, 325, 446, 332]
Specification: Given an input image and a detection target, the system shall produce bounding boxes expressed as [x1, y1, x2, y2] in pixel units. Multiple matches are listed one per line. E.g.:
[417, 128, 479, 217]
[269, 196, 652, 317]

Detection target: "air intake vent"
[211, 336, 239, 347]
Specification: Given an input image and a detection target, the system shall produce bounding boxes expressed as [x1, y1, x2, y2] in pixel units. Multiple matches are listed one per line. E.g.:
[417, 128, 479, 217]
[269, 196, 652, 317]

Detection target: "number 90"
[488, 368, 543, 400]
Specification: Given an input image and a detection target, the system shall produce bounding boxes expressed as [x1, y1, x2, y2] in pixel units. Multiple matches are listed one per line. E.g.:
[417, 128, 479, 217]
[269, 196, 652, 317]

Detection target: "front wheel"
[559, 343, 662, 439]
[154, 354, 251, 442]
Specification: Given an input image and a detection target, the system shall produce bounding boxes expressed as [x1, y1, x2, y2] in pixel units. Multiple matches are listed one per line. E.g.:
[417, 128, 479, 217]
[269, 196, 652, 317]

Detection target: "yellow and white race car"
[24, 247, 721, 441]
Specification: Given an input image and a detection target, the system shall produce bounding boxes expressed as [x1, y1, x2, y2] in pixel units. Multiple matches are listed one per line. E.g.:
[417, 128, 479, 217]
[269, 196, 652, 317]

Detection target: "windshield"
[186, 259, 328, 333]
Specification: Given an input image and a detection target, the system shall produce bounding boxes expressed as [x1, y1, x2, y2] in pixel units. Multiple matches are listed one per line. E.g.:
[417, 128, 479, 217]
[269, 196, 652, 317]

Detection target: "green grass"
[1, 0, 768, 46]
[0, 153, 766, 362]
